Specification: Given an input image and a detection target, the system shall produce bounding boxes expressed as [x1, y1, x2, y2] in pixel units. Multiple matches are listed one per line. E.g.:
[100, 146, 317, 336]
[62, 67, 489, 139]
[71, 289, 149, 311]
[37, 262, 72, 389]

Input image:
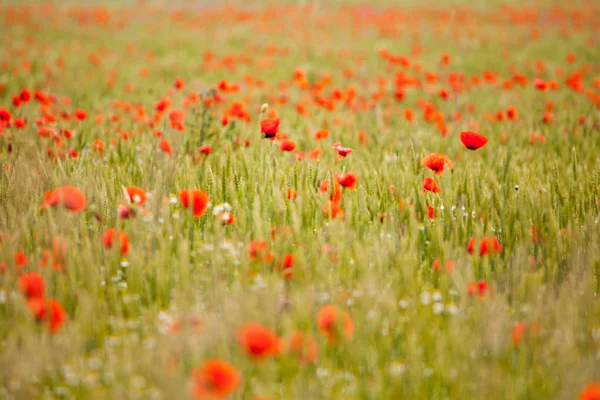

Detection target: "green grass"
[1, 1, 600, 399]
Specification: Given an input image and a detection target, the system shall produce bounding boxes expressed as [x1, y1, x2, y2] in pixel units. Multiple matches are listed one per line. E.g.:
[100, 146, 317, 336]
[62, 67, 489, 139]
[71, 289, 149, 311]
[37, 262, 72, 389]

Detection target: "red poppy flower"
[239, 323, 280, 360]
[578, 383, 600, 400]
[15, 251, 29, 268]
[286, 188, 297, 200]
[332, 142, 353, 159]
[314, 129, 329, 140]
[40, 186, 87, 212]
[20, 89, 31, 102]
[102, 228, 130, 255]
[423, 177, 441, 193]
[0, 108, 12, 125]
[191, 359, 241, 400]
[118, 204, 136, 219]
[512, 322, 526, 345]
[533, 78, 547, 91]
[317, 304, 354, 344]
[460, 131, 488, 150]
[467, 237, 475, 254]
[467, 279, 488, 299]
[288, 331, 318, 365]
[335, 172, 358, 190]
[19, 273, 45, 300]
[46, 299, 66, 334]
[274, 253, 295, 279]
[426, 204, 435, 219]
[174, 78, 184, 90]
[159, 139, 172, 155]
[308, 147, 322, 160]
[260, 119, 279, 138]
[50, 238, 67, 272]
[323, 200, 344, 219]
[446, 260, 455, 273]
[27, 298, 66, 334]
[319, 179, 329, 193]
[74, 108, 87, 121]
[26, 298, 46, 320]
[280, 139, 296, 152]
[179, 190, 210, 218]
[125, 186, 147, 205]
[479, 237, 490, 256]
[198, 144, 212, 155]
[248, 241, 274, 263]
[421, 153, 453, 175]
[14, 118, 26, 129]
[93, 139, 104, 154]
[491, 236, 503, 253]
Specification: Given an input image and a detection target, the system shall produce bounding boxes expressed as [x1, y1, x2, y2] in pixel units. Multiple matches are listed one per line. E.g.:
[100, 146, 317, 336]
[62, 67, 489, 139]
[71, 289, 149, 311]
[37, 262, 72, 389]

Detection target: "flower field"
[1, 1, 600, 399]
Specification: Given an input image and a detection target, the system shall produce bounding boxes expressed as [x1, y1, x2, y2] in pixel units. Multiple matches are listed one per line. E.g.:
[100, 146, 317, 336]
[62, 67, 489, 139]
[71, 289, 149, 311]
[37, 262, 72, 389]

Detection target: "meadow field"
[1, 1, 600, 399]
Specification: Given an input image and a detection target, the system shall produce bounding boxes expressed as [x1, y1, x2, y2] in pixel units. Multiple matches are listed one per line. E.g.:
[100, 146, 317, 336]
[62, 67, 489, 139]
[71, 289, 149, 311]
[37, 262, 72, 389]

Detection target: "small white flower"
[399, 299, 410, 309]
[420, 292, 431, 305]
[433, 303, 444, 315]
[213, 205, 224, 215]
[220, 212, 231, 222]
[432, 291, 443, 302]
[446, 303, 458, 315]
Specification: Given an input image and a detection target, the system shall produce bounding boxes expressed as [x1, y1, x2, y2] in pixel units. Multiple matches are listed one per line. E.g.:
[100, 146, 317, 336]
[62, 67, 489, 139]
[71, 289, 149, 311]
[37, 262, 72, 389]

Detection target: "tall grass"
[1, 1, 599, 399]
